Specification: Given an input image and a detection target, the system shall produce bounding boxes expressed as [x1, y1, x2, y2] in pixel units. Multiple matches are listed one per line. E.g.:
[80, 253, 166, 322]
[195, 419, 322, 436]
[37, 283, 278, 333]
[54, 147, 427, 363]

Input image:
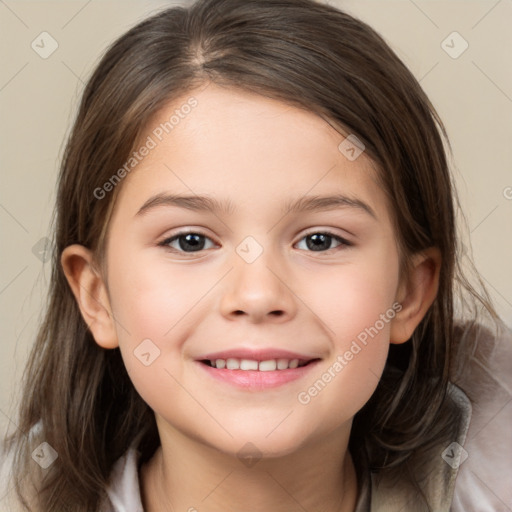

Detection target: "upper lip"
[197, 348, 321, 363]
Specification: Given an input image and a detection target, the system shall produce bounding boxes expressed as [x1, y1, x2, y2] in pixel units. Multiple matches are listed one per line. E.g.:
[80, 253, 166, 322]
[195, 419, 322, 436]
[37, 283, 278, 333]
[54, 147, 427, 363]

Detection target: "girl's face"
[100, 84, 407, 457]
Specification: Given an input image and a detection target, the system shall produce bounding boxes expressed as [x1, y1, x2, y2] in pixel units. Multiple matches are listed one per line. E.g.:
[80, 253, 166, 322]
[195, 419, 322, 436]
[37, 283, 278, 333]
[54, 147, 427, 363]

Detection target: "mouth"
[196, 353, 322, 390]
[199, 357, 318, 371]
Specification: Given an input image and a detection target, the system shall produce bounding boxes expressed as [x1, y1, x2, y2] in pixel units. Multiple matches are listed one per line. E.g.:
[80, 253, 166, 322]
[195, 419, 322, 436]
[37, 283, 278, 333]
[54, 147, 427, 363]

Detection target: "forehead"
[110, 84, 391, 225]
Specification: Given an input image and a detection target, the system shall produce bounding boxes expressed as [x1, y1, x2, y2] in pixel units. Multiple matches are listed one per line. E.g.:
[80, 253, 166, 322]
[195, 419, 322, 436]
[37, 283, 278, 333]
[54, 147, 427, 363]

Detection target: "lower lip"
[196, 361, 320, 390]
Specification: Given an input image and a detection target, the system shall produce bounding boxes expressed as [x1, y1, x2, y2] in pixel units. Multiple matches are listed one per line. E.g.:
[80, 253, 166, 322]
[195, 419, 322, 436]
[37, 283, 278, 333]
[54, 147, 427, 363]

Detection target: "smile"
[201, 357, 313, 371]
[197, 356, 321, 390]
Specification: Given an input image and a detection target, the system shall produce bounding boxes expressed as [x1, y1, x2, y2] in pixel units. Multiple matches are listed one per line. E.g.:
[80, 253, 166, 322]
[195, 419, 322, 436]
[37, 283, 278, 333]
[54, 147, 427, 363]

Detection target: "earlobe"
[390, 247, 441, 344]
[61, 244, 119, 349]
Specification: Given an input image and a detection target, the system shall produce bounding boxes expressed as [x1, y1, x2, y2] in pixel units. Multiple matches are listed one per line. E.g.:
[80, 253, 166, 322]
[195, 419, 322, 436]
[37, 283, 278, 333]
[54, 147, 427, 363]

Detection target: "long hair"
[4, 0, 502, 510]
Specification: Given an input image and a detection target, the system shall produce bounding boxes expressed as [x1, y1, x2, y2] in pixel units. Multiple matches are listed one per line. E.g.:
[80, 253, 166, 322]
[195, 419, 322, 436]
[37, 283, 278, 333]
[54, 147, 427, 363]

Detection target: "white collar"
[103, 443, 144, 512]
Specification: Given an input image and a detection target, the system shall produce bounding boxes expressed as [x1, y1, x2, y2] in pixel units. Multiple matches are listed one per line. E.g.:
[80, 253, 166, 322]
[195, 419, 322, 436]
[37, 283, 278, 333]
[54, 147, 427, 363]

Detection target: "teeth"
[277, 358, 289, 370]
[208, 358, 304, 371]
[259, 359, 277, 372]
[240, 359, 259, 370]
[226, 358, 240, 370]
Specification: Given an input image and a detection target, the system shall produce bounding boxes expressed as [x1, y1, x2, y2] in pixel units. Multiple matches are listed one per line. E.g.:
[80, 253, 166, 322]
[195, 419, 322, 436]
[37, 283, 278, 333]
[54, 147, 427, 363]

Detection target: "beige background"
[1, 0, 511, 445]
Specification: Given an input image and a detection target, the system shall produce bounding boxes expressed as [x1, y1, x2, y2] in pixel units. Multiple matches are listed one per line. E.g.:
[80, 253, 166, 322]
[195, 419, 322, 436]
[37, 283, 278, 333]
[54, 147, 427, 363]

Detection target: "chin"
[197, 421, 315, 462]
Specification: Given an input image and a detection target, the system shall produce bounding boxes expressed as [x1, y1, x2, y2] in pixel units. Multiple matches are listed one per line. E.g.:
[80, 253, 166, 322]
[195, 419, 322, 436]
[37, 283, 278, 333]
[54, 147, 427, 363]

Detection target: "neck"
[140, 421, 359, 512]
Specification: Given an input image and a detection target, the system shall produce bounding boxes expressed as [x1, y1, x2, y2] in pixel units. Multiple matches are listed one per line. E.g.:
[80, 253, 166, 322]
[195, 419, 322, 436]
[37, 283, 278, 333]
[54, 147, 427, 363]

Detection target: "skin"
[62, 83, 440, 512]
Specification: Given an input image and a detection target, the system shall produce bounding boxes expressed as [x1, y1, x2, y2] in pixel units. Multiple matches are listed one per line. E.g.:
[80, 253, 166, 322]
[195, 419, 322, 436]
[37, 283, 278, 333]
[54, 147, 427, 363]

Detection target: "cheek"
[108, 257, 216, 344]
[293, 257, 398, 419]
[304, 252, 399, 344]
[106, 256, 218, 401]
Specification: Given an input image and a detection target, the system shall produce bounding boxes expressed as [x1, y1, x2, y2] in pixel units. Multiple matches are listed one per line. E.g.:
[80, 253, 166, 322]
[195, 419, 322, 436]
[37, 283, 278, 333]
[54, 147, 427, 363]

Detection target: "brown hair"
[4, 0, 502, 510]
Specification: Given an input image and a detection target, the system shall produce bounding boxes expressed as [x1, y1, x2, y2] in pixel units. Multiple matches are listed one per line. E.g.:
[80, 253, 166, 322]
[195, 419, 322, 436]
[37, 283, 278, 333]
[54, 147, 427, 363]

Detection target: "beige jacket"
[365, 321, 512, 511]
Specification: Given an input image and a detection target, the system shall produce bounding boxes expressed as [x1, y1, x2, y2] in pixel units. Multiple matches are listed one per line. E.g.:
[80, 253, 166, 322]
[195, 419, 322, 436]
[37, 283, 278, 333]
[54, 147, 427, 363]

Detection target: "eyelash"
[157, 229, 353, 255]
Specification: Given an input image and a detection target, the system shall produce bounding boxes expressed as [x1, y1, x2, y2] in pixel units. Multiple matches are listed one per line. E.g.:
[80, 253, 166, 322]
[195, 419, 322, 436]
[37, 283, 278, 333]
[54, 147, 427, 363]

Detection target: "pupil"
[308, 233, 330, 251]
[180, 234, 204, 252]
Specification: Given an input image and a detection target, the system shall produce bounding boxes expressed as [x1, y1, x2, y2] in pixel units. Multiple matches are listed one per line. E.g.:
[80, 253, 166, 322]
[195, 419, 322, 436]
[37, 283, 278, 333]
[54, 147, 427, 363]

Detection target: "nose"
[219, 246, 298, 324]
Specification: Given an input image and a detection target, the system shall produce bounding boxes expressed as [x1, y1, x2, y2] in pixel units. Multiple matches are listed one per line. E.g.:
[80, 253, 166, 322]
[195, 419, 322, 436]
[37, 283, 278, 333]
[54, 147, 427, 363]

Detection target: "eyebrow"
[135, 193, 377, 219]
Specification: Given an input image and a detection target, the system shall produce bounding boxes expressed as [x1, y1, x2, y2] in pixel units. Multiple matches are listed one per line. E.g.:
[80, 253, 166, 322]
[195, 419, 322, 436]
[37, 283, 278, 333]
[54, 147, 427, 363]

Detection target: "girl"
[2, 0, 511, 510]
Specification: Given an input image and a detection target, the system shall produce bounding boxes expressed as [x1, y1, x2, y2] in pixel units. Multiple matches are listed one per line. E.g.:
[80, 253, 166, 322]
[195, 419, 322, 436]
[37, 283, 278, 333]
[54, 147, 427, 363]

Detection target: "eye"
[158, 230, 351, 255]
[295, 231, 351, 252]
[159, 231, 216, 253]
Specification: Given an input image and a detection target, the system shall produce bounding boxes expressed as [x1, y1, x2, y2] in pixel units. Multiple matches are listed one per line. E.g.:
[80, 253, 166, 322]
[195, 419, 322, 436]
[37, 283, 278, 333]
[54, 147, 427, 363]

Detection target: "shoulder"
[0, 433, 17, 510]
[450, 320, 512, 511]
[368, 320, 512, 511]
[0, 420, 44, 512]
[1, 418, 146, 512]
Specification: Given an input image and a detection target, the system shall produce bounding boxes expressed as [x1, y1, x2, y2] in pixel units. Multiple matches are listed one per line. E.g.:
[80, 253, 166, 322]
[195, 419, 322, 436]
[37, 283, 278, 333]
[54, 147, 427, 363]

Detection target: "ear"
[61, 244, 119, 349]
[390, 247, 441, 344]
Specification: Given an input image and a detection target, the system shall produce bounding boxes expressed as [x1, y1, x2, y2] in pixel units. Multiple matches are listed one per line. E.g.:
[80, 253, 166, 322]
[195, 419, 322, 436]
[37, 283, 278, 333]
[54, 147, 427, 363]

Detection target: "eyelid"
[158, 229, 217, 247]
[298, 228, 353, 245]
